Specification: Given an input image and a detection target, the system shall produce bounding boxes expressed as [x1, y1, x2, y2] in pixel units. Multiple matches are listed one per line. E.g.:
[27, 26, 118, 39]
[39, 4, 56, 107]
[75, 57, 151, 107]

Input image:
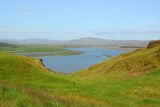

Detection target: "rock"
[39, 58, 45, 67]
[39, 58, 54, 72]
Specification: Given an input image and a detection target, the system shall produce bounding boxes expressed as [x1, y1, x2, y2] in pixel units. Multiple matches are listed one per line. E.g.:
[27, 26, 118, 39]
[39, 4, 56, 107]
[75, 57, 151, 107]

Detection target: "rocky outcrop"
[39, 58, 45, 67]
[147, 40, 160, 48]
[39, 58, 53, 72]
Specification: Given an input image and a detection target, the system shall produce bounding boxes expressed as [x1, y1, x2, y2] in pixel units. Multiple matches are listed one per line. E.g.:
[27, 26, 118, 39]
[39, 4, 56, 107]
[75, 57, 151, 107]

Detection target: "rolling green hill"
[0, 40, 160, 107]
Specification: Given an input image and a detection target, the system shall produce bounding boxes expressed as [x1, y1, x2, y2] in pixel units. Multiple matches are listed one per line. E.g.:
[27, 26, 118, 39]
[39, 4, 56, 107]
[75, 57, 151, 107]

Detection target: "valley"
[0, 40, 160, 107]
[1, 1, 159, 106]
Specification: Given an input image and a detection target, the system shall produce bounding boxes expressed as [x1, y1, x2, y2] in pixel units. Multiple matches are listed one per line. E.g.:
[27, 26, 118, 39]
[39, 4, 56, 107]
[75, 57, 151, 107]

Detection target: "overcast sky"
[0, 0, 160, 40]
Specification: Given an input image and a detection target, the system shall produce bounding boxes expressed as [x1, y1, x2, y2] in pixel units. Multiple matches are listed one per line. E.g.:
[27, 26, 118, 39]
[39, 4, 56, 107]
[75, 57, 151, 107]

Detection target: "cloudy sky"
[0, 0, 160, 40]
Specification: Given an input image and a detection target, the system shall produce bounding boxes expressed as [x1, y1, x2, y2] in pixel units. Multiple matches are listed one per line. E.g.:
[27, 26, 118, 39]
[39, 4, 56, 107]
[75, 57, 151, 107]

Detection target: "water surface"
[41, 48, 124, 73]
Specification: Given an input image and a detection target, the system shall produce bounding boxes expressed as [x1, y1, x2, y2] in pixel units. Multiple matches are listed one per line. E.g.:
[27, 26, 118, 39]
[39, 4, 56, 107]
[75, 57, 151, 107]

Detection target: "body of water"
[40, 48, 124, 73]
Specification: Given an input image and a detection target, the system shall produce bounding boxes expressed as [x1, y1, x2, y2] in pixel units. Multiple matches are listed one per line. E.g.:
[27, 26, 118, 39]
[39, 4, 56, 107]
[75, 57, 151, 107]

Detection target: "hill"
[0, 52, 107, 107]
[0, 37, 148, 49]
[74, 40, 160, 79]
[65, 37, 148, 47]
[0, 40, 160, 107]
[0, 42, 16, 48]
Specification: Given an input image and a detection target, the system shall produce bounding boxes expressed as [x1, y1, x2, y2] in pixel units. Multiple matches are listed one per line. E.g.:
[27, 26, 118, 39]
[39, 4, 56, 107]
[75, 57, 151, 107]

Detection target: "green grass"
[0, 52, 103, 107]
[0, 41, 160, 107]
[0, 45, 81, 56]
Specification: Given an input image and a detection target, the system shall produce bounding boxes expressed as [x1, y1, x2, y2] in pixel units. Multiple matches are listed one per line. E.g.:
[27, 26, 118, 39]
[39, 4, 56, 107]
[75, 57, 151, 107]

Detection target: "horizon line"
[0, 37, 157, 41]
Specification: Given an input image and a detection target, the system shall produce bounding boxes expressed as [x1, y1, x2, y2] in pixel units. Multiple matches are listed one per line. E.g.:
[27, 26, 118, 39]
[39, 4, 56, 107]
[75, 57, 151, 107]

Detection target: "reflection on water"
[40, 48, 124, 73]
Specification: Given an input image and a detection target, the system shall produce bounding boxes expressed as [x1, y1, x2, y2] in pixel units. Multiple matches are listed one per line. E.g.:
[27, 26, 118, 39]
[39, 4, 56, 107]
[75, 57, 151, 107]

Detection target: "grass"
[74, 44, 160, 80]
[0, 45, 81, 56]
[0, 41, 160, 107]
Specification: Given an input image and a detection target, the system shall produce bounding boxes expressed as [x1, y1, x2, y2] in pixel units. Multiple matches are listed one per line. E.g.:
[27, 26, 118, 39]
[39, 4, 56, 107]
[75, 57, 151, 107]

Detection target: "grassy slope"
[0, 52, 105, 107]
[71, 42, 160, 107]
[0, 41, 160, 107]
[74, 42, 160, 80]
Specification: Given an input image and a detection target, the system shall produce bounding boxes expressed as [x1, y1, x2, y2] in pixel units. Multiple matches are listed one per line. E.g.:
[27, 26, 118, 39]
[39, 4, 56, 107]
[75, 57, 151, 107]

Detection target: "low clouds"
[0, 28, 159, 40]
[60, 30, 160, 36]
[22, 5, 34, 12]
[92, 30, 160, 35]
[0, 28, 49, 33]
[0, 28, 159, 35]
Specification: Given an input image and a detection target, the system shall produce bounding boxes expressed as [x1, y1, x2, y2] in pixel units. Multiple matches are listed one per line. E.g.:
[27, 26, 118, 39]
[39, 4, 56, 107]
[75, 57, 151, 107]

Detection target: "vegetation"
[0, 45, 81, 56]
[0, 40, 160, 107]
[120, 46, 143, 48]
[0, 42, 16, 48]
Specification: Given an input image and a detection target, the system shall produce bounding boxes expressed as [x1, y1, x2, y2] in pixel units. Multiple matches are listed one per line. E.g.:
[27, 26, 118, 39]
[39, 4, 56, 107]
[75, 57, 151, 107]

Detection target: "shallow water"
[40, 48, 124, 73]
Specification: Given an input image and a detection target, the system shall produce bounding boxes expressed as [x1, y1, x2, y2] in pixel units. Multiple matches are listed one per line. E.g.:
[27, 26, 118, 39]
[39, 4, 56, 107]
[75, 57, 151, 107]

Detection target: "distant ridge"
[0, 38, 63, 45]
[0, 42, 16, 48]
[0, 37, 149, 48]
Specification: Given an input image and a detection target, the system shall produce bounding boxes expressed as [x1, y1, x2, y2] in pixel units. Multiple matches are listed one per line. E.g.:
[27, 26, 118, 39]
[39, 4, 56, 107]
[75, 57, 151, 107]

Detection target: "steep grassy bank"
[0, 40, 160, 107]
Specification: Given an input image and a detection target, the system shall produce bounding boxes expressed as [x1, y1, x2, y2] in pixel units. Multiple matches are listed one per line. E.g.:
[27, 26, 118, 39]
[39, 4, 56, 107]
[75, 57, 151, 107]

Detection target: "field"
[0, 41, 160, 107]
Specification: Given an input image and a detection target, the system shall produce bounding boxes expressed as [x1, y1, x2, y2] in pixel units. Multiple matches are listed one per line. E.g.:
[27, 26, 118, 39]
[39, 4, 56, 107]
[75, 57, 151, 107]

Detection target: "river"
[40, 48, 124, 73]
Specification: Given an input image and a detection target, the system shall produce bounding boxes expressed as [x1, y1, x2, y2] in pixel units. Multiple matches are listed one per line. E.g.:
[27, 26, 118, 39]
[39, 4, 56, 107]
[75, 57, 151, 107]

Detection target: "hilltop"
[0, 40, 160, 107]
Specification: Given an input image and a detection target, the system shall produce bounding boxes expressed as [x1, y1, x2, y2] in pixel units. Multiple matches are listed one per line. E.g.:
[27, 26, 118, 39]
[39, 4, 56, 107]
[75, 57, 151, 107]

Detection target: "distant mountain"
[64, 37, 108, 45]
[0, 39, 19, 44]
[0, 39, 63, 45]
[64, 37, 149, 48]
[0, 37, 149, 48]
[20, 39, 63, 44]
[0, 42, 16, 48]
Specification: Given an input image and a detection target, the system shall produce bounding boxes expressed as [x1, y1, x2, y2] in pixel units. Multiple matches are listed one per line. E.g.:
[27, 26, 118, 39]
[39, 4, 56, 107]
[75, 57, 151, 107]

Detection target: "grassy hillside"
[0, 40, 160, 107]
[0, 52, 106, 107]
[74, 40, 160, 80]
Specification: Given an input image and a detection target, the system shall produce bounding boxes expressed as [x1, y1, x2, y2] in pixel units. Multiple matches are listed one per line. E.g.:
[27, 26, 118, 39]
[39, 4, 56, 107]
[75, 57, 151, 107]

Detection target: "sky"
[0, 0, 160, 40]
